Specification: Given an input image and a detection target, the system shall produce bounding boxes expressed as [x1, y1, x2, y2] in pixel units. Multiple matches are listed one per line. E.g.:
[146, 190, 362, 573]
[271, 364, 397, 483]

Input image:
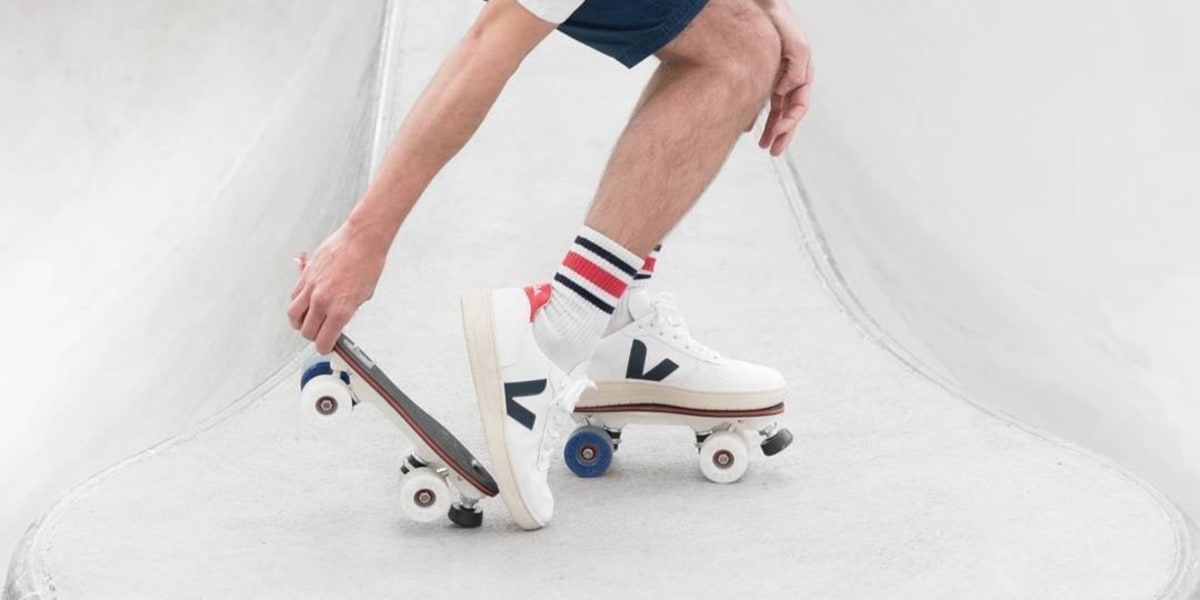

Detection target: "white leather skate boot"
[582, 289, 786, 412]
[564, 289, 792, 483]
[461, 284, 591, 530]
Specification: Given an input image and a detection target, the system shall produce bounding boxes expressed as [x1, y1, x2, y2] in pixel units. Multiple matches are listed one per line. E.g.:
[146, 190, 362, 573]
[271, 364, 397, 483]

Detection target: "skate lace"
[537, 376, 594, 471]
[642, 293, 721, 361]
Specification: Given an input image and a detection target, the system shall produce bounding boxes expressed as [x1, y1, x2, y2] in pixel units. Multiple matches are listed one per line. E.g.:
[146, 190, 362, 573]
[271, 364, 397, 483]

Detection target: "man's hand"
[284, 0, 553, 354]
[287, 226, 386, 354]
[758, 7, 813, 157]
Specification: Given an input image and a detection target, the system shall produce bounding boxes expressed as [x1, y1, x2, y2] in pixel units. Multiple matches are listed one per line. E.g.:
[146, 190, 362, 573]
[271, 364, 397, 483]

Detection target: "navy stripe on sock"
[554, 273, 615, 314]
[574, 236, 638, 277]
[634, 274, 652, 280]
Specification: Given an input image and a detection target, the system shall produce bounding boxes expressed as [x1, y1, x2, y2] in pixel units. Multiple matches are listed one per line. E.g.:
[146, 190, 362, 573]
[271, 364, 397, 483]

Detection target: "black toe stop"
[760, 428, 794, 457]
[448, 503, 483, 528]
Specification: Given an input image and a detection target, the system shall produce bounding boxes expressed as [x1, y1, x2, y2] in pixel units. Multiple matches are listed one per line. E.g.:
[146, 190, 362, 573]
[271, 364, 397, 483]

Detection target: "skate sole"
[581, 381, 785, 414]
[577, 398, 785, 418]
[461, 290, 543, 531]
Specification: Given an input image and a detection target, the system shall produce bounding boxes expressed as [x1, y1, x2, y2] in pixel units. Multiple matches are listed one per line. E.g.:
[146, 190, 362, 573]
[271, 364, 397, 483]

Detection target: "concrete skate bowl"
[5, 0, 1200, 598]
[0, 0, 393, 574]
[786, 0, 1200, 587]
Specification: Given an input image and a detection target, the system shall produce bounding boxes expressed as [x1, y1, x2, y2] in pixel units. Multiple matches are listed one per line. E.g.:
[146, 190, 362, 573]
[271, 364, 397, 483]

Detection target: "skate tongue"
[626, 289, 654, 321]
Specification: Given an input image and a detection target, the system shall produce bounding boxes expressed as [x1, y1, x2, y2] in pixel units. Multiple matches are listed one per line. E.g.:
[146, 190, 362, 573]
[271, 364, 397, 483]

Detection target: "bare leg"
[585, 0, 782, 257]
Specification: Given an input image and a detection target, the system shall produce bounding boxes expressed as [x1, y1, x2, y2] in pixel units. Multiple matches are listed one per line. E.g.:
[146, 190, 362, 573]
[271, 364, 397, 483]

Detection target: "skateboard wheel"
[299, 356, 329, 388]
[448, 502, 483, 528]
[698, 431, 750, 484]
[760, 427, 794, 457]
[300, 357, 350, 389]
[563, 426, 615, 478]
[299, 374, 353, 429]
[399, 467, 450, 523]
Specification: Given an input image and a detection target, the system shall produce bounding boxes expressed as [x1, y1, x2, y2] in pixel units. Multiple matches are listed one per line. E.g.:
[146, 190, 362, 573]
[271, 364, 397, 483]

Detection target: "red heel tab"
[523, 283, 552, 321]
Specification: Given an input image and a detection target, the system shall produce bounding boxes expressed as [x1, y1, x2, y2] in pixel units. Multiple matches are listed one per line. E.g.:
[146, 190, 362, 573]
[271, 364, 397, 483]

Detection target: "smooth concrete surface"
[789, 0, 1200, 522]
[0, 0, 386, 568]
[6, 1, 1200, 598]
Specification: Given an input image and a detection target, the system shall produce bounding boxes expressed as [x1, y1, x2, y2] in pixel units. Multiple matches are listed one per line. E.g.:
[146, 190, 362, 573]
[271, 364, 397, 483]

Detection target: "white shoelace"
[641, 293, 721, 361]
[537, 375, 594, 471]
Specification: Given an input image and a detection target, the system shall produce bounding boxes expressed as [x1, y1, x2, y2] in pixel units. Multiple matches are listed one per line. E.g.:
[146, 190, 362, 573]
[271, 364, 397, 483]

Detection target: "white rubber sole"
[460, 289, 544, 531]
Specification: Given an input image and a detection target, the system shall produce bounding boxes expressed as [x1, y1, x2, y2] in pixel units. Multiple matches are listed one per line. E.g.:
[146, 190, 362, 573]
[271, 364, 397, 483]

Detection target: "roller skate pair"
[299, 285, 793, 530]
[461, 285, 793, 530]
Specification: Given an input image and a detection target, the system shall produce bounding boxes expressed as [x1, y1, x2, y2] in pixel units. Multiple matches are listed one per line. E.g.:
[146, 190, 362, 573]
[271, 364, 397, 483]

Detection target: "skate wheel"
[399, 467, 450, 523]
[301, 355, 328, 382]
[761, 427, 794, 457]
[698, 431, 750, 483]
[448, 502, 483, 528]
[299, 373, 353, 428]
[563, 426, 615, 478]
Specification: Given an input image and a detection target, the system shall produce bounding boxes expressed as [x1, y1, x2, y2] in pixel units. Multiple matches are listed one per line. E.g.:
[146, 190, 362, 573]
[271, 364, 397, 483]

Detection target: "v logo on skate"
[504, 379, 546, 430]
[626, 340, 679, 382]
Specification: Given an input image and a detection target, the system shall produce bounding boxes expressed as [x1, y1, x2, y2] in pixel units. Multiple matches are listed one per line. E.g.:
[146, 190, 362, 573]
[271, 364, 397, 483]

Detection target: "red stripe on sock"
[563, 251, 629, 298]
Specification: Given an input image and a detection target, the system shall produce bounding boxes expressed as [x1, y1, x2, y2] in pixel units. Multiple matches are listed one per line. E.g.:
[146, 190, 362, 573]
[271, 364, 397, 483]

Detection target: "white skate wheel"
[699, 431, 750, 484]
[300, 374, 353, 429]
[399, 467, 451, 523]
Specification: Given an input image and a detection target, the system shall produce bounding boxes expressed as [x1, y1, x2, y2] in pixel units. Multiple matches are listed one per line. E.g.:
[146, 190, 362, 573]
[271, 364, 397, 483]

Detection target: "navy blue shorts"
[558, 0, 711, 68]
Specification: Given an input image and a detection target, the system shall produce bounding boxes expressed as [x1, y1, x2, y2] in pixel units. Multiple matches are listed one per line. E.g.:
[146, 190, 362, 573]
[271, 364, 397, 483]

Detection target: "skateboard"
[563, 402, 794, 483]
[299, 334, 499, 527]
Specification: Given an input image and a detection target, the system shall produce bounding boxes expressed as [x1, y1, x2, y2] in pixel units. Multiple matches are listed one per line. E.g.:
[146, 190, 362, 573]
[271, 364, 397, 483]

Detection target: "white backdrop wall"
[0, 0, 388, 565]
[7, 0, 1199, 573]
[789, 0, 1200, 518]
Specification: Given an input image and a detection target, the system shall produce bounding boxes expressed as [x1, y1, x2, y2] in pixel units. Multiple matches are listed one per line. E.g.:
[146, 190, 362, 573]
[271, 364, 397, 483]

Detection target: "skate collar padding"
[523, 283, 552, 321]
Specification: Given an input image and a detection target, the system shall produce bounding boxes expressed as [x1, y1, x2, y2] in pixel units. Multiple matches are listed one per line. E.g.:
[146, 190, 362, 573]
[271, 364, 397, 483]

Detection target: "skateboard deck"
[300, 334, 498, 527]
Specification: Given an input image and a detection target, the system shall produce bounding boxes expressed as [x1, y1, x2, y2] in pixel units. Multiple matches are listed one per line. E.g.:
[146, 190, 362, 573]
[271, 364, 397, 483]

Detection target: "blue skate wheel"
[563, 426, 615, 478]
[300, 357, 332, 389]
[300, 358, 332, 389]
[302, 354, 327, 370]
[300, 356, 350, 389]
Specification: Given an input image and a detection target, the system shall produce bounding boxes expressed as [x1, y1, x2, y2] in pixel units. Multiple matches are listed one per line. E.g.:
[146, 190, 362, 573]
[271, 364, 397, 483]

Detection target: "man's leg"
[586, 0, 782, 334]
[461, 0, 785, 530]
[584, 0, 782, 256]
[541, 0, 784, 366]
[567, 1, 793, 481]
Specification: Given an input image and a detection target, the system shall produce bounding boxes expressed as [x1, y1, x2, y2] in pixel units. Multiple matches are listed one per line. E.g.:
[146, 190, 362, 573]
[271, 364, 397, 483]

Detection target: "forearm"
[346, 29, 521, 250]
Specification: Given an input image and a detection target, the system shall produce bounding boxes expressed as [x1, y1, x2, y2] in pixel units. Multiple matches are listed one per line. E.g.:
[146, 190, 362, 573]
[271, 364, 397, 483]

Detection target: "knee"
[704, 6, 782, 113]
[659, 0, 782, 116]
[732, 11, 783, 101]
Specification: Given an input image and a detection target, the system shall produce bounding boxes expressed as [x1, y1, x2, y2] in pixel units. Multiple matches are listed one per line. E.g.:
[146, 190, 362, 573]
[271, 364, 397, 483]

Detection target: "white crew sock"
[604, 244, 660, 336]
[534, 226, 641, 373]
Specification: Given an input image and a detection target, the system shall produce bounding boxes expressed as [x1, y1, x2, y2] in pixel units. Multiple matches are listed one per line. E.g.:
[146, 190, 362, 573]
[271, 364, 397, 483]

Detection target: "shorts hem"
[610, 0, 711, 68]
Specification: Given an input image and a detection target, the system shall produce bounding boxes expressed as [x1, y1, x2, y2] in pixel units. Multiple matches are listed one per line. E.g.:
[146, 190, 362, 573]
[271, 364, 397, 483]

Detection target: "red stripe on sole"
[574, 402, 785, 419]
[563, 251, 629, 298]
